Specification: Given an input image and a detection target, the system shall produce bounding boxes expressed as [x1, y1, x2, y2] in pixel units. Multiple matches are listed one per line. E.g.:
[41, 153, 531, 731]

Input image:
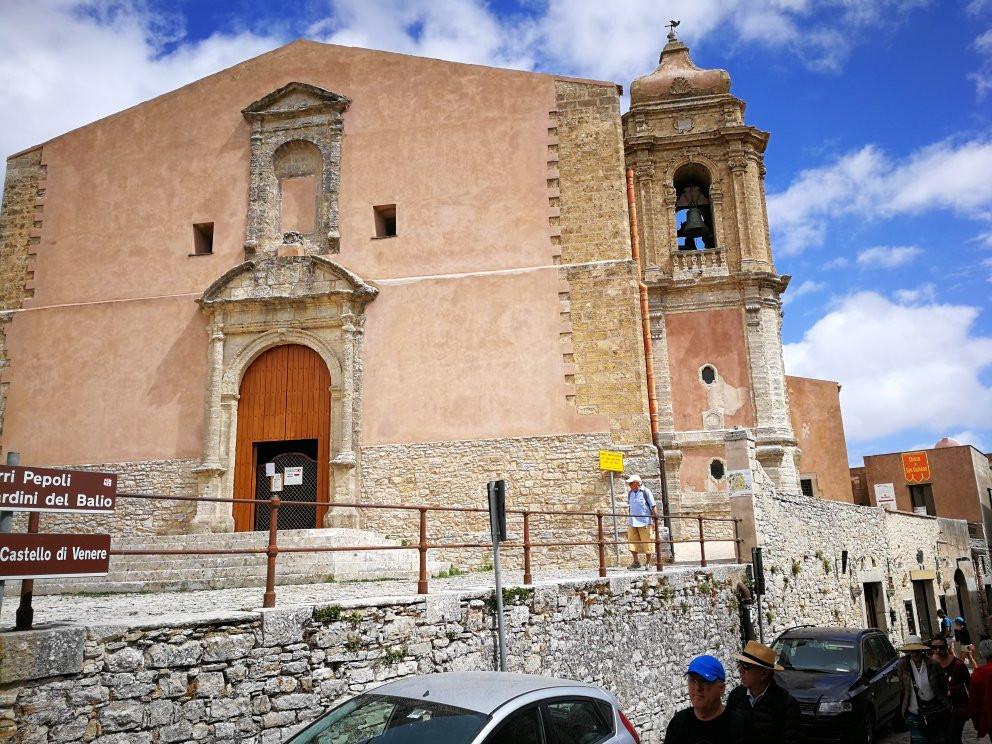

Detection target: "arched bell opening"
[674, 163, 716, 251]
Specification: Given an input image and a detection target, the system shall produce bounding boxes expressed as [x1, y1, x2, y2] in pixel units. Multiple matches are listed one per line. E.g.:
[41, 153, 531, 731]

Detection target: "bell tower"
[624, 27, 799, 524]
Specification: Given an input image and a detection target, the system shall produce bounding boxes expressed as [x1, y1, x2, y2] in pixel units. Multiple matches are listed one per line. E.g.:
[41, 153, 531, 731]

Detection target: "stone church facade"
[0, 35, 847, 543]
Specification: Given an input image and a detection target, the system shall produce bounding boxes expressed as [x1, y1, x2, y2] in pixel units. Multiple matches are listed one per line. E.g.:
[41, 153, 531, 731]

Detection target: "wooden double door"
[233, 344, 330, 531]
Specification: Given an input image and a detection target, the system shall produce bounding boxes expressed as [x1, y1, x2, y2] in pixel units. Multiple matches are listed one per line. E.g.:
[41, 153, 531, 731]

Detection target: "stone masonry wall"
[358, 433, 661, 570]
[9, 459, 198, 536]
[2, 566, 747, 744]
[748, 453, 967, 646]
[0, 148, 46, 452]
[553, 80, 652, 445]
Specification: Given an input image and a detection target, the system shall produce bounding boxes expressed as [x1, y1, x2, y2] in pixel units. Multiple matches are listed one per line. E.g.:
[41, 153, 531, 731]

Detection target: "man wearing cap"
[664, 655, 749, 744]
[726, 641, 805, 744]
[625, 475, 657, 570]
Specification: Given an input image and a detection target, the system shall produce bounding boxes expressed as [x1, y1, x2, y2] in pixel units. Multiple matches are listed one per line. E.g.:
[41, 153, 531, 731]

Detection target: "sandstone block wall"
[9, 459, 198, 536]
[3, 567, 747, 744]
[0, 148, 46, 452]
[553, 80, 651, 445]
[358, 433, 661, 569]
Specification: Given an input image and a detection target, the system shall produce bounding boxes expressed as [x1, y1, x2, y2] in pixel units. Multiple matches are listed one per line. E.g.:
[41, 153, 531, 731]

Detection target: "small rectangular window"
[909, 484, 935, 515]
[800, 478, 814, 499]
[373, 204, 397, 238]
[192, 222, 214, 255]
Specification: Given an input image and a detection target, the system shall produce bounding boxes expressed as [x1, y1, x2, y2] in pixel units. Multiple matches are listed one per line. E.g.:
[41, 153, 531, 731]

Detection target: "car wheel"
[862, 708, 876, 744]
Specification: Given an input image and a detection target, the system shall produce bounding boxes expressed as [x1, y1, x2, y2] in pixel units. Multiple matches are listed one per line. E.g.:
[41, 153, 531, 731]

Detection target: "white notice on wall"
[284, 467, 303, 486]
[874, 483, 896, 510]
[265, 462, 276, 477]
[271, 473, 283, 492]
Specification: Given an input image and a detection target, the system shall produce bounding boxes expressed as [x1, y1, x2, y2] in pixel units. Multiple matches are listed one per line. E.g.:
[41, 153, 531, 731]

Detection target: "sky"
[1, 0, 991, 465]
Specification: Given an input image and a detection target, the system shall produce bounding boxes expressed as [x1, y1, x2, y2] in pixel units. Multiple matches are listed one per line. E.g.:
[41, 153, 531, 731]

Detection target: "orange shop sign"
[902, 452, 931, 483]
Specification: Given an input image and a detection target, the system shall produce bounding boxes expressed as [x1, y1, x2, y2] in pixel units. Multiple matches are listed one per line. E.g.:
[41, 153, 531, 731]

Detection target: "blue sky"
[1, 0, 991, 464]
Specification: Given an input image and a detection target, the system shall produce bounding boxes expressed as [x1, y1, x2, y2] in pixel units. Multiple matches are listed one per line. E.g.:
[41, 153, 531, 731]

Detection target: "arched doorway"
[955, 568, 970, 621]
[233, 344, 330, 531]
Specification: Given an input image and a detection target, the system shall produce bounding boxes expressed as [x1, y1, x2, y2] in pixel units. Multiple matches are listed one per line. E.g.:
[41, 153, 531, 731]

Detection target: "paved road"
[879, 720, 982, 743]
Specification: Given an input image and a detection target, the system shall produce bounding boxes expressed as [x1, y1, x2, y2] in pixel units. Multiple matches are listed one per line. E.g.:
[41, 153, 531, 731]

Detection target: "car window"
[772, 637, 859, 673]
[868, 635, 896, 667]
[545, 699, 613, 744]
[486, 705, 543, 744]
[862, 638, 880, 671]
[290, 694, 488, 744]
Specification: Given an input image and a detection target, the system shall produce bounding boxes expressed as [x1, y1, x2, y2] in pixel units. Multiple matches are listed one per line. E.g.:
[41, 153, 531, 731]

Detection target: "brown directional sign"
[0, 533, 112, 580]
[0, 465, 116, 513]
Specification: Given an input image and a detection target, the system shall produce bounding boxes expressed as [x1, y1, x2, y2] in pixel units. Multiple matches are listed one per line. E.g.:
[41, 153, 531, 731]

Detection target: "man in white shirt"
[625, 475, 657, 570]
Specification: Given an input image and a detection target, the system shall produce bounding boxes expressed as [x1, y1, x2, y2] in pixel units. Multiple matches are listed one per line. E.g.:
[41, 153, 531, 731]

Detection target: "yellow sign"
[599, 450, 624, 472]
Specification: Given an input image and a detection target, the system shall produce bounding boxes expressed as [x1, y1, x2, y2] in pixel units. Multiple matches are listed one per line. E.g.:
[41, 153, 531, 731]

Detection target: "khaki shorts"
[627, 525, 653, 553]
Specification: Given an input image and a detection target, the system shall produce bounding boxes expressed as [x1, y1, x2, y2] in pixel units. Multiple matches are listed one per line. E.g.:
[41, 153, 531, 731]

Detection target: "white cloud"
[0, 0, 938, 158]
[945, 430, 989, 452]
[768, 139, 992, 254]
[856, 245, 922, 268]
[893, 283, 937, 303]
[0, 0, 281, 157]
[784, 292, 992, 442]
[782, 279, 825, 305]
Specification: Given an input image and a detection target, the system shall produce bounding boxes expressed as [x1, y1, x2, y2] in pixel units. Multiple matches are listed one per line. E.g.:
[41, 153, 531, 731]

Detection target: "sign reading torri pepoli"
[0, 465, 116, 513]
[902, 452, 932, 483]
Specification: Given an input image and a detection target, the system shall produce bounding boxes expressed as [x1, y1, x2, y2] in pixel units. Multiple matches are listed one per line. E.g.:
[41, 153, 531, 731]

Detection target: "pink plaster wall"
[2, 41, 616, 464]
[786, 375, 854, 502]
[679, 446, 727, 499]
[664, 308, 755, 432]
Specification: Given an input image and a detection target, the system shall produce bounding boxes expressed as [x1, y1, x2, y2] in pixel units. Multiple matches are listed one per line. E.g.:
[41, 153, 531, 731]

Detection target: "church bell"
[677, 207, 712, 241]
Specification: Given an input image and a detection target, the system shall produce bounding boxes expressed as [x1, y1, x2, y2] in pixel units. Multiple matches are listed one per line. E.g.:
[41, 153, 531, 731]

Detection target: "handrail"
[21, 491, 742, 612]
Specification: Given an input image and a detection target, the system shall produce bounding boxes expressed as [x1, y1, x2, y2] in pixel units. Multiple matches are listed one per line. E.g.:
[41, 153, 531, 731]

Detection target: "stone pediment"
[242, 82, 351, 120]
[199, 256, 377, 306]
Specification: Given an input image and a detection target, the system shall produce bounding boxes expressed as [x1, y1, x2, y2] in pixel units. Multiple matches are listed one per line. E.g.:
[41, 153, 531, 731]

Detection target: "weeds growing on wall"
[313, 604, 342, 623]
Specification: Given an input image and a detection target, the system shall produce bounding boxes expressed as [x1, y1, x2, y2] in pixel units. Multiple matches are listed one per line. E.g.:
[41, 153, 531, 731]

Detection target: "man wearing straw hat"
[726, 640, 805, 743]
[625, 475, 657, 570]
[898, 635, 950, 743]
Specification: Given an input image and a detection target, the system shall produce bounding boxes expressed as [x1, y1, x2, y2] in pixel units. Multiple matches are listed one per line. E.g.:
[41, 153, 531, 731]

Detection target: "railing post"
[263, 496, 280, 609]
[698, 516, 707, 568]
[596, 511, 606, 578]
[522, 511, 532, 585]
[417, 508, 428, 595]
[14, 511, 39, 630]
[733, 518, 741, 564]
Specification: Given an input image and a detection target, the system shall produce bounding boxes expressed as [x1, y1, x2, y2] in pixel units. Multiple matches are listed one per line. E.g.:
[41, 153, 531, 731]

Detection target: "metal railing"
[13, 491, 741, 621]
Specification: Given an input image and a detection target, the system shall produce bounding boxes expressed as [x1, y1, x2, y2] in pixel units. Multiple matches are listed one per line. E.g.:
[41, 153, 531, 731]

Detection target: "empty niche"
[192, 223, 214, 255]
[273, 140, 322, 235]
[373, 204, 397, 238]
[709, 459, 725, 481]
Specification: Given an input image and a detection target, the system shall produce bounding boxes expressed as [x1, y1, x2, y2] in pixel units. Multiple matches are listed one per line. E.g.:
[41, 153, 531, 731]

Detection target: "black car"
[771, 626, 902, 744]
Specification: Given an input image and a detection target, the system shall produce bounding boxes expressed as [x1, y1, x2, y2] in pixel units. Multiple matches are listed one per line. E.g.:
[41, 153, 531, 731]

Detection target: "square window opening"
[373, 204, 397, 238]
[192, 222, 214, 255]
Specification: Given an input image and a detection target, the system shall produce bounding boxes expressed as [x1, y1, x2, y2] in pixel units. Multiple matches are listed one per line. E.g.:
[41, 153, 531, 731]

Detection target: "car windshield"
[289, 693, 490, 744]
[772, 637, 860, 673]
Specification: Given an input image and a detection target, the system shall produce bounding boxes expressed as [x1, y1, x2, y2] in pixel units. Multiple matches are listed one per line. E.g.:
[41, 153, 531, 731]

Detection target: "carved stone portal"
[191, 255, 377, 532]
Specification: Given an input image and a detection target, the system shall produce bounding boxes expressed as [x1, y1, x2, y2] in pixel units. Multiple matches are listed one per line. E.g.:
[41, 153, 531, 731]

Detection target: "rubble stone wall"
[3, 567, 746, 744]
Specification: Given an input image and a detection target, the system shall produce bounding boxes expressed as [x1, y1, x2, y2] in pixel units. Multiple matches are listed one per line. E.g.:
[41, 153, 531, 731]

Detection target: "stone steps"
[5, 527, 448, 596]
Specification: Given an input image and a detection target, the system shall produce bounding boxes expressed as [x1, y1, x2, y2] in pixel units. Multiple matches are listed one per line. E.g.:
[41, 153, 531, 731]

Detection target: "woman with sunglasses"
[930, 636, 970, 744]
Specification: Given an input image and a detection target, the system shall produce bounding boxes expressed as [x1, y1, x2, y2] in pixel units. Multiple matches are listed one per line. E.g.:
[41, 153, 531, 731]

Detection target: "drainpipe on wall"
[626, 168, 671, 533]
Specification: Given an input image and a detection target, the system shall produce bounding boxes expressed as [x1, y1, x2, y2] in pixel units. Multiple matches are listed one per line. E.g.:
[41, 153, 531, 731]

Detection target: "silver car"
[287, 671, 641, 744]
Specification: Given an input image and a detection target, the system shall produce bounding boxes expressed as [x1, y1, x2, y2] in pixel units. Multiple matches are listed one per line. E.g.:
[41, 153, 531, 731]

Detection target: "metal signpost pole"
[488, 480, 507, 672]
[608, 472, 620, 564]
[0, 451, 18, 621]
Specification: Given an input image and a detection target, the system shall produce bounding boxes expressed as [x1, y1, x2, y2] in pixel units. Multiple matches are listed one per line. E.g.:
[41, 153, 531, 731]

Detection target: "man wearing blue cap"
[664, 655, 748, 743]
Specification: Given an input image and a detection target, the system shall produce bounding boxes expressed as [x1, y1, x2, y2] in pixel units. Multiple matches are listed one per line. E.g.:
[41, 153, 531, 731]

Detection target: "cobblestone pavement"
[0, 566, 635, 627]
[878, 719, 981, 743]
